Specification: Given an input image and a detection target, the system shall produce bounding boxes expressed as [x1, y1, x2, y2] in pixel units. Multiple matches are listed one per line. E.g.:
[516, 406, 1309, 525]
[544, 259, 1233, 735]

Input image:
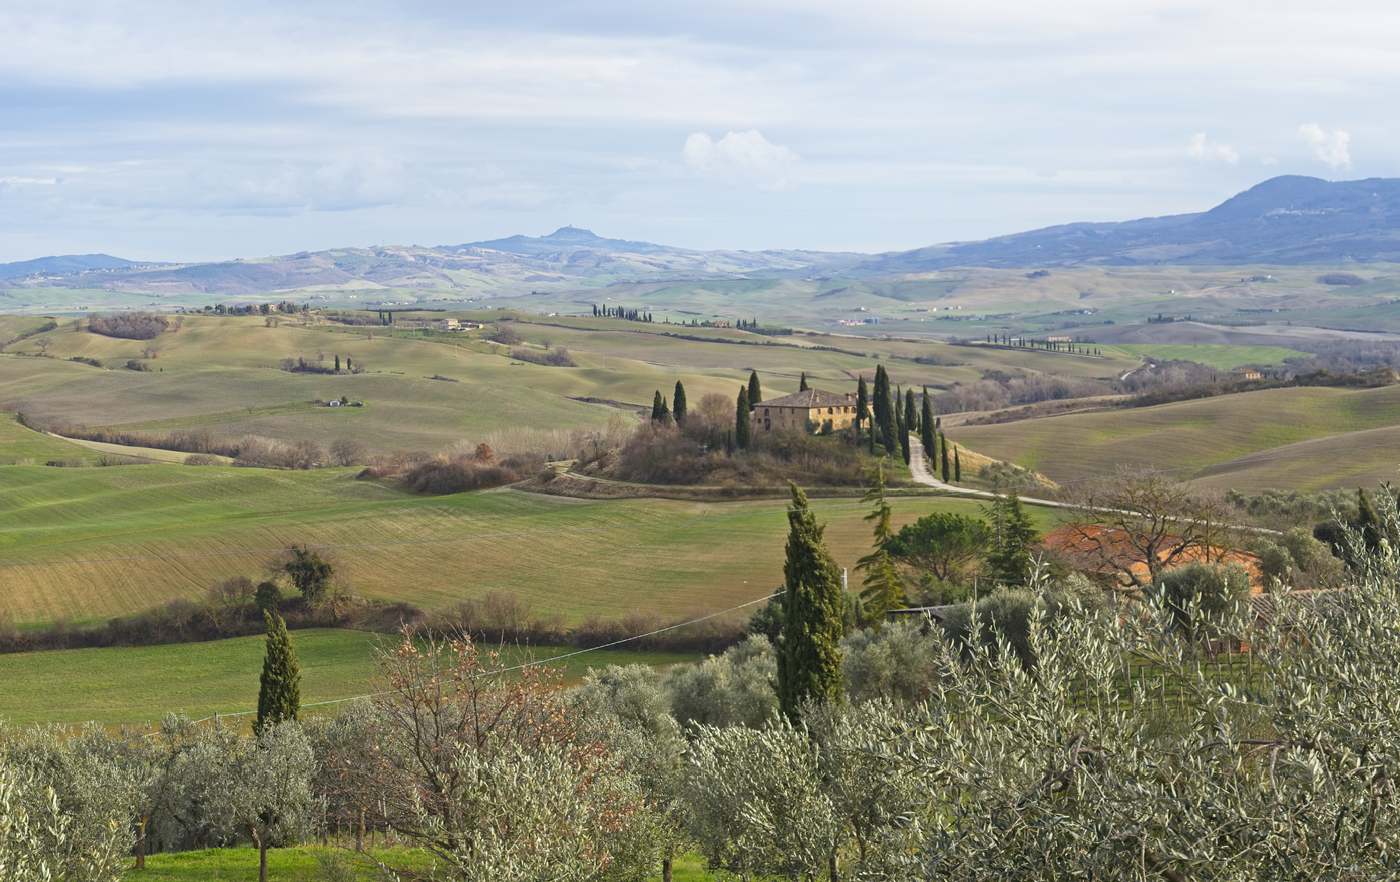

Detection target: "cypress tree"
[651, 390, 667, 422]
[735, 387, 752, 450]
[920, 390, 935, 462]
[873, 365, 896, 453]
[334, 354, 341, 372]
[748, 371, 763, 406]
[673, 380, 688, 427]
[856, 376, 870, 442]
[857, 462, 905, 624]
[799, 372, 809, 391]
[941, 432, 951, 482]
[345, 356, 352, 372]
[954, 446, 962, 482]
[985, 493, 1038, 587]
[1357, 487, 1383, 552]
[255, 611, 301, 736]
[776, 484, 846, 722]
[904, 388, 917, 436]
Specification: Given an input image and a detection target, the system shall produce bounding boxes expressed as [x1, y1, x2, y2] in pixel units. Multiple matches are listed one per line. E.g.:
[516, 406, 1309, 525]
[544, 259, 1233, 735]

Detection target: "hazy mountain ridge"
[7, 177, 1400, 297]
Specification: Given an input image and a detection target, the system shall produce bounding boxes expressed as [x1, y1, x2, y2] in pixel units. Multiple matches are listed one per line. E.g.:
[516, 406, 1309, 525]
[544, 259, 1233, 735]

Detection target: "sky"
[1, 0, 1397, 262]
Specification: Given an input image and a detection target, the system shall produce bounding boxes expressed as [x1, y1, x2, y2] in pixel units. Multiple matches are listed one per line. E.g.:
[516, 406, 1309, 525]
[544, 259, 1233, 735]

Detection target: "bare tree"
[1066, 468, 1234, 589]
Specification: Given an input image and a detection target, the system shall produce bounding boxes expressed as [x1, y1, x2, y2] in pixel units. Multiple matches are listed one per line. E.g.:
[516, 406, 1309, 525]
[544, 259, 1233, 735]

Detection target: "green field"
[0, 461, 1029, 628]
[1111, 343, 1309, 370]
[952, 384, 1400, 491]
[141, 846, 718, 881]
[0, 412, 106, 464]
[0, 628, 696, 725]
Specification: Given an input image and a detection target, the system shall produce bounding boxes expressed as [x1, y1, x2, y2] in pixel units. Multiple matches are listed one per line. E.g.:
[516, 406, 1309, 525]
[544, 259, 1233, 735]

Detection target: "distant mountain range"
[6, 176, 1400, 297]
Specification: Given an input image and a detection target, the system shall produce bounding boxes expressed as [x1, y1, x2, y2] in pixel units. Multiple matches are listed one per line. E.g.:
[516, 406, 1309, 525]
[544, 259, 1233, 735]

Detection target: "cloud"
[1298, 123, 1351, 169]
[1186, 132, 1239, 164]
[682, 130, 800, 189]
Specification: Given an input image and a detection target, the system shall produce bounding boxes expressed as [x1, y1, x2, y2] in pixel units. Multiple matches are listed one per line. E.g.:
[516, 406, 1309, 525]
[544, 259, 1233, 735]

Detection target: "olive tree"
[572, 665, 691, 882]
[349, 631, 662, 882]
[684, 720, 840, 880]
[227, 722, 318, 882]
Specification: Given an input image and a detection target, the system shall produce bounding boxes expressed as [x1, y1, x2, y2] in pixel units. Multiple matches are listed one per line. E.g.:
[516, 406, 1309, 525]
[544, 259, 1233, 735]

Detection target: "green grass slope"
[1111, 343, 1308, 370]
[0, 463, 1021, 627]
[951, 384, 1400, 490]
[0, 412, 103, 464]
[0, 628, 696, 725]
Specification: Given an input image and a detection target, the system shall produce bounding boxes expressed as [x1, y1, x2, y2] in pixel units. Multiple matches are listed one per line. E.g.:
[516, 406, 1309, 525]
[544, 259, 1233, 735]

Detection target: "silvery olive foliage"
[685, 719, 840, 880]
[840, 621, 942, 704]
[0, 760, 128, 882]
[665, 634, 778, 729]
[350, 633, 666, 882]
[571, 665, 692, 876]
[226, 722, 319, 862]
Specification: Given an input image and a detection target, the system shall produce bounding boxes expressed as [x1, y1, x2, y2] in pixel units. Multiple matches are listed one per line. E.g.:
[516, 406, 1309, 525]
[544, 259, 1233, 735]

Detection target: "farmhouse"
[752, 388, 858, 434]
[394, 317, 477, 332]
[1232, 367, 1264, 382]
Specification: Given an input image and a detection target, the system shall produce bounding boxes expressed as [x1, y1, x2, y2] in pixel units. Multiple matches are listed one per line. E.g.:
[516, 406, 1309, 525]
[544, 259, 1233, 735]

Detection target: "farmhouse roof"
[758, 389, 855, 408]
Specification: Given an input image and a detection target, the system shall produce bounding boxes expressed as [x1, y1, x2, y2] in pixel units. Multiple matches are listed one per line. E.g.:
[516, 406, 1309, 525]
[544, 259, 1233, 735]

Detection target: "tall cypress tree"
[735, 387, 752, 450]
[748, 371, 763, 407]
[799, 372, 810, 391]
[856, 376, 870, 445]
[920, 390, 936, 462]
[985, 493, 1038, 587]
[940, 432, 952, 481]
[651, 390, 668, 422]
[672, 381, 688, 427]
[873, 365, 896, 453]
[904, 388, 917, 437]
[857, 463, 904, 623]
[776, 484, 846, 723]
[954, 447, 962, 482]
[255, 611, 301, 736]
[1357, 487, 1383, 552]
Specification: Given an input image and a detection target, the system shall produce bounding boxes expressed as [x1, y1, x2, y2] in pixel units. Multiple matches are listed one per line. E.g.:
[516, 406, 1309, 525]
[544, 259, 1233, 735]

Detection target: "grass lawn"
[0, 462, 1035, 628]
[0, 412, 102, 464]
[1112, 343, 1308, 370]
[141, 846, 723, 880]
[0, 628, 698, 725]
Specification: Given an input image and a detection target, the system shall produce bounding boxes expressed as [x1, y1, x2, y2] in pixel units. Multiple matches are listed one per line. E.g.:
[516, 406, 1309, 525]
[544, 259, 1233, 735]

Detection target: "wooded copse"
[9, 495, 1400, 880]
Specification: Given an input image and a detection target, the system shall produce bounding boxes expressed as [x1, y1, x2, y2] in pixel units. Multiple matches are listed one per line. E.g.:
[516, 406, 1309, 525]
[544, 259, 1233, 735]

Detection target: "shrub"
[1318, 272, 1366, 286]
[510, 346, 576, 366]
[485, 324, 522, 345]
[87, 312, 169, 339]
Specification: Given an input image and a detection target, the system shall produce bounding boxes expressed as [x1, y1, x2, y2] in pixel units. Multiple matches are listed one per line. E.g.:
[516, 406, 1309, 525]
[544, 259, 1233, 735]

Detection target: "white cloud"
[682, 130, 800, 190]
[1186, 132, 1239, 164]
[1298, 123, 1352, 169]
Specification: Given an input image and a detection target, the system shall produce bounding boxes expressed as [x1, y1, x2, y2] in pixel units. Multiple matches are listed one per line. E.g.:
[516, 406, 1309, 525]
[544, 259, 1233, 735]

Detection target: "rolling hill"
[860, 176, 1400, 271]
[950, 384, 1400, 492]
[9, 177, 1400, 299]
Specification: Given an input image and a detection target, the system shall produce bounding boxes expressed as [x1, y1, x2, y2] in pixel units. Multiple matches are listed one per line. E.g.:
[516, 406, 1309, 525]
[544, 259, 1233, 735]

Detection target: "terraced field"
[952, 384, 1400, 490]
[0, 462, 1027, 627]
[0, 628, 695, 725]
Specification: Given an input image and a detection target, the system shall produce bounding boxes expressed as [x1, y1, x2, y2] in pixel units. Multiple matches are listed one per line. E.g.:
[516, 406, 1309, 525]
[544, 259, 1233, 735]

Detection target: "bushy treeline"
[395, 442, 544, 494]
[930, 372, 1109, 414]
[509, 345, 576, 366]
[600, 420, 873, 486]
[87, 312, 171, 340]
